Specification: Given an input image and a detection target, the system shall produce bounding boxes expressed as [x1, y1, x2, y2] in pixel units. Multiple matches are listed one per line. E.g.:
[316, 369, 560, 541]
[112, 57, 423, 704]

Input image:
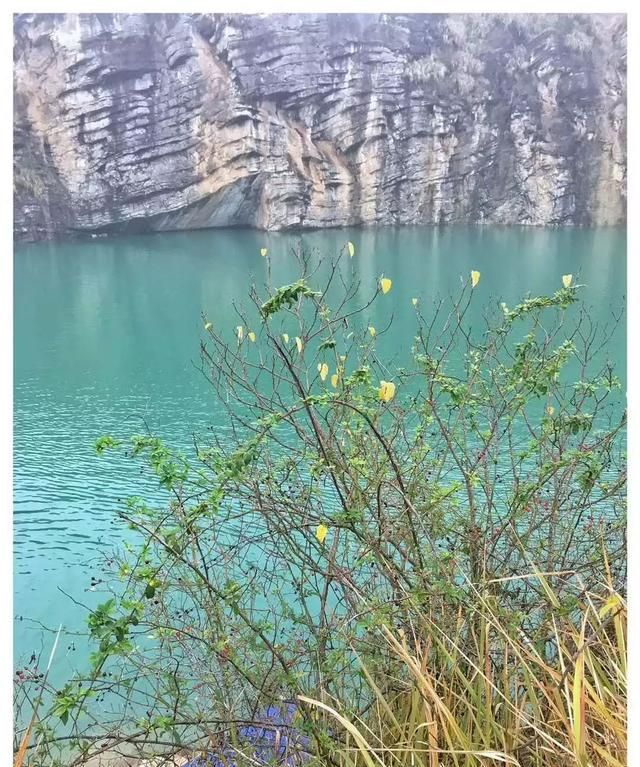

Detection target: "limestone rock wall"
[13, 13, 626, 241]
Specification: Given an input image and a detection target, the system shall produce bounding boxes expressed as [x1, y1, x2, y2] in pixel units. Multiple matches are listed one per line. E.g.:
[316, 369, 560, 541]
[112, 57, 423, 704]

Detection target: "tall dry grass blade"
[571, 614, 588, 766]
[13, 720, 34, 767]
[380, 624, 471, 760]
[298, 694, 385, 767]
[14, 624, 62, 767]
[352, 646, 402, 732]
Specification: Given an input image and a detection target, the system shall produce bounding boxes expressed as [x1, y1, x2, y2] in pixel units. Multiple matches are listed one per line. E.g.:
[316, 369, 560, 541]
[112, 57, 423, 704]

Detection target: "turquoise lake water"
[14, 225, 626, 683]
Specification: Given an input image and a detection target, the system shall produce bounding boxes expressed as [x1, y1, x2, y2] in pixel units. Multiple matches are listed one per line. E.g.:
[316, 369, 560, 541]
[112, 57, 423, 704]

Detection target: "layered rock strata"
[14, 13, 627, 241]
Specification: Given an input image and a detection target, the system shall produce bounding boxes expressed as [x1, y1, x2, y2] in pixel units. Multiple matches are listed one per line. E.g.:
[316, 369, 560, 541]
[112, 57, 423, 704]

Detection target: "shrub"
[16, 246, 625, 767]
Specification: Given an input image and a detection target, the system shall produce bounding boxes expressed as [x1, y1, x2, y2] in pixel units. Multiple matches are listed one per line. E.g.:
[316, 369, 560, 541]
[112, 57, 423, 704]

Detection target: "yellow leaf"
[248, 331, 256, 342]
[315, 524, 329, 544]
[260, 247, 268, 257]
[347, 241, 355, 258]
[282, 333, 289, 344]
[411, 298, 418, 306]
[236, 325, 244, 341]
[563, 274, 573, 288]
[380, 277, 392, 294]
[204, 321, 212, 331]
[319, 363, 329, 381]
[368, 326, 376, 337]
[331, 373, 339, 388]
[599, 593, 623, 618]
[471, 270, 480, 288]
[295, 337, 303, 354]
[546, 405, 555, 416]
[378, 380, 396, 402]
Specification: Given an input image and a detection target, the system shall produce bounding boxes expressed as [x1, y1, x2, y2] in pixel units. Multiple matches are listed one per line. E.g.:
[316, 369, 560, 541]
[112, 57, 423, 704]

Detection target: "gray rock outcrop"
[13, 13, 627, 241]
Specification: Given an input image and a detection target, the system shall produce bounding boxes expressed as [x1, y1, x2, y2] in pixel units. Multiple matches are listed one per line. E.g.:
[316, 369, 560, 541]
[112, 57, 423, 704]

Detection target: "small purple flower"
[183, 705, 309, 767]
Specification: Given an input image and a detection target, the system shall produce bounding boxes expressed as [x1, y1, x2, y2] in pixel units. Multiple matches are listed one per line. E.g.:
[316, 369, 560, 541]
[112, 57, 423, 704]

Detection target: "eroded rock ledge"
[14, 13, 626, 241]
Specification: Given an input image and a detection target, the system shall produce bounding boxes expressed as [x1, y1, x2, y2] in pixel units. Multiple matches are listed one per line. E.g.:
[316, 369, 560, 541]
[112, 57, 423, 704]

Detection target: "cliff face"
[14, 13, 626, 241]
